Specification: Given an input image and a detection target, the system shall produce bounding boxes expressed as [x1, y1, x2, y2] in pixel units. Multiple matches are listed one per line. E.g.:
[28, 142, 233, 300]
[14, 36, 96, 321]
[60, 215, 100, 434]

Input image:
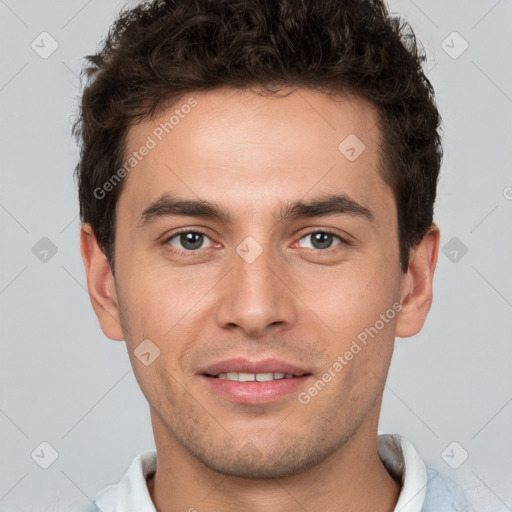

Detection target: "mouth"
[206, 371, 304, 381]
[198, 358, 313, 404]
[198, 357, 311, 378]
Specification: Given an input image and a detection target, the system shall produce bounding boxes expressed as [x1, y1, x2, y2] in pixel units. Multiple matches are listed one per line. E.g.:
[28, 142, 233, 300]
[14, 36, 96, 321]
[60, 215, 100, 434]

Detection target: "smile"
[210, 372, 295, 381]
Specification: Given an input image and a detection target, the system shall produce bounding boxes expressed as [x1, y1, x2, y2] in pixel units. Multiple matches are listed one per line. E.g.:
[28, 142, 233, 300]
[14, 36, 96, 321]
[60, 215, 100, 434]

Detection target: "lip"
[197, 357, 313, 405]
[200, 374, 313, 404]
[197, 357, 310, 377]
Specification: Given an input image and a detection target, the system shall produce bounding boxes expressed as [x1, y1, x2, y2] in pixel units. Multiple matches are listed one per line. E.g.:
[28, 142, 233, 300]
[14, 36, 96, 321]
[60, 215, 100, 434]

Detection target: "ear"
[80, 223, 124, 341]
[395, 223, 440, 338]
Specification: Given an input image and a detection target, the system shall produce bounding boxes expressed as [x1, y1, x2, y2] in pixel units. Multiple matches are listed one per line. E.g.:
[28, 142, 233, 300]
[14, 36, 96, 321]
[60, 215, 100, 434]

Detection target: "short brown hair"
[73, 0, 442, 273]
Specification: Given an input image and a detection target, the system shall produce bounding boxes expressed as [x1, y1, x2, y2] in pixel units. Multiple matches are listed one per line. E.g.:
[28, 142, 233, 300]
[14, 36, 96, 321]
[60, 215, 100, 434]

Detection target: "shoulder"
[422, 466, 475, 512]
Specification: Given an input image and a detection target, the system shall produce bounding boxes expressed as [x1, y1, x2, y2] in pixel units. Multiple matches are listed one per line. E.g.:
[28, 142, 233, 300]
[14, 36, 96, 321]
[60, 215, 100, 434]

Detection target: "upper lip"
[198, 357, 311, 377]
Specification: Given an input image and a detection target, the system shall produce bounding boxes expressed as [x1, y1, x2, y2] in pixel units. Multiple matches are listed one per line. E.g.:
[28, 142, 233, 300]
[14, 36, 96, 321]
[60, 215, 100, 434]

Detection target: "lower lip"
[200, 375, 312, 404]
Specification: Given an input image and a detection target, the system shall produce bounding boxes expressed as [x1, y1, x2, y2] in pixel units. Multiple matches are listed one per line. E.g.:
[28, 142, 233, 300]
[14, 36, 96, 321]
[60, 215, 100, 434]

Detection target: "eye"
[297, 230, 347, 251]
[164, 230, 214, 252]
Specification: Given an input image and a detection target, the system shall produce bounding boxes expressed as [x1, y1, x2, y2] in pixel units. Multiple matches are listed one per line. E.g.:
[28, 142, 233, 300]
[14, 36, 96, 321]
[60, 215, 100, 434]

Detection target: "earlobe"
[80, 223, 125, 341]
[395, 223, 440, 338]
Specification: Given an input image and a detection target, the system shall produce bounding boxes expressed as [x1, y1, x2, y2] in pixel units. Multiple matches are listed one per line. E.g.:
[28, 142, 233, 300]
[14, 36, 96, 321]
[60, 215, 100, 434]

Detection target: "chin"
[193, 441, 331, 480]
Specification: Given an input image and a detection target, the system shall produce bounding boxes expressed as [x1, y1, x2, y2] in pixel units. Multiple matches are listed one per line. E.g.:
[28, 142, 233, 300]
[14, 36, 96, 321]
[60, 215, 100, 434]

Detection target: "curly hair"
[73, 0, 442, 273]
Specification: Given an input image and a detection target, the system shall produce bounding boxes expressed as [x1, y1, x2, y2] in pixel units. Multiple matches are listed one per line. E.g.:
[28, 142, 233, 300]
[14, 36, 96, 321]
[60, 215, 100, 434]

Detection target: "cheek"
[115, 258, 212, 348]
[115, 262, 167, 342]
[304, 261, 400, 337]
[305, 268, 400, 406]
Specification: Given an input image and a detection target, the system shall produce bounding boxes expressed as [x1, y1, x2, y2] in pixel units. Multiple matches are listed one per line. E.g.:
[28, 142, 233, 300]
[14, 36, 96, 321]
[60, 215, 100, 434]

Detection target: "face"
[85, 87, 432, 479]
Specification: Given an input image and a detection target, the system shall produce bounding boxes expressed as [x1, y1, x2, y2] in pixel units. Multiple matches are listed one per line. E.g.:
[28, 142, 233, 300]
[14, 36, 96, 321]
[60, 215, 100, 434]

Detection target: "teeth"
[215, 372, 295, 381]
[256, 372, 274, 382]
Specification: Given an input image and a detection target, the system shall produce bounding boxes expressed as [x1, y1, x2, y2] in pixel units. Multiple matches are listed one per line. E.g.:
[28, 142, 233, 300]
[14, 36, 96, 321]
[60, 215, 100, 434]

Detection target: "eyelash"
[162, 228, 351, 256]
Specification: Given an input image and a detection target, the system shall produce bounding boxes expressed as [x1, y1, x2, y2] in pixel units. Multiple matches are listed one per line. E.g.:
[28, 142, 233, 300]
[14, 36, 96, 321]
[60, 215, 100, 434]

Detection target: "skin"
[81, 87, 439, 512]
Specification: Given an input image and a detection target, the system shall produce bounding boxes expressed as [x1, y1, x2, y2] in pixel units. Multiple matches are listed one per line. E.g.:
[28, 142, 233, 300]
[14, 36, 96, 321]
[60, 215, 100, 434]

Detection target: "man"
[74, 0, 472, 510]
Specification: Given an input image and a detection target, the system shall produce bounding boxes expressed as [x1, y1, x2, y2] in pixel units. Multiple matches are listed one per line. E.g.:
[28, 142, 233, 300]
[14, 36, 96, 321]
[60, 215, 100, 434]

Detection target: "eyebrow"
[137, 192, 374, 227]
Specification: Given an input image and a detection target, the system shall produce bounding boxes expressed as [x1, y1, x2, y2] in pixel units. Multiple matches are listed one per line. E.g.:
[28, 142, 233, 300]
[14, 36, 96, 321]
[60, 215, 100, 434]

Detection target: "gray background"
[1, 0, 511, 510]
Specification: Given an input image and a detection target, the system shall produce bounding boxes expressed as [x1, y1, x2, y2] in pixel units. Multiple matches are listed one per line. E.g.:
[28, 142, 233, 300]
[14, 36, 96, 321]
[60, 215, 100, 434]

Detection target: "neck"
[147, 410, 401, 512]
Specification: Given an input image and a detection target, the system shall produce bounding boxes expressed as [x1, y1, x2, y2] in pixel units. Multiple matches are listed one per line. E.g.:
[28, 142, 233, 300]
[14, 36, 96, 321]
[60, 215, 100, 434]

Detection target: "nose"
[215, 244, 298, 338]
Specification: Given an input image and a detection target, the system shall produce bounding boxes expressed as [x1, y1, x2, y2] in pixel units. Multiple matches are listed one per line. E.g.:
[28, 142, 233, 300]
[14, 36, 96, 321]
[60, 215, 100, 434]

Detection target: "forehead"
[118, 87, 392, 224]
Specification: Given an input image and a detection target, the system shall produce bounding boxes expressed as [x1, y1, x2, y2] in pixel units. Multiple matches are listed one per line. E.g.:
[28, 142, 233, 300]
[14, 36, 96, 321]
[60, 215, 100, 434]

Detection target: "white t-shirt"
[92, 434, 472, 512]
